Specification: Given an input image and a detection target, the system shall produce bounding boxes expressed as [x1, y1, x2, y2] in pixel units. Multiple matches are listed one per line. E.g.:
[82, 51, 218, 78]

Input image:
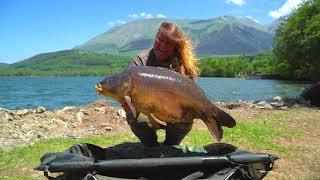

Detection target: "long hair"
[157, 22, 199, 77]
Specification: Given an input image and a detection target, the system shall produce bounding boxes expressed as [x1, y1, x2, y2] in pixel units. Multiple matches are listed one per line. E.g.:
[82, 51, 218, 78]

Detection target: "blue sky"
[0, 0, 305, 63]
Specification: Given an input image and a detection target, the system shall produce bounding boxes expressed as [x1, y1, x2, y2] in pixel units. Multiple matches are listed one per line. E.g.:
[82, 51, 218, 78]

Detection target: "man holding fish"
[123, 21, 200, 147]
[96, 22, 236, 147]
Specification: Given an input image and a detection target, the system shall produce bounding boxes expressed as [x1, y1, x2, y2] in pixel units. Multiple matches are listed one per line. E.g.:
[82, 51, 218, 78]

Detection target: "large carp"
[95, 66, 236, 142]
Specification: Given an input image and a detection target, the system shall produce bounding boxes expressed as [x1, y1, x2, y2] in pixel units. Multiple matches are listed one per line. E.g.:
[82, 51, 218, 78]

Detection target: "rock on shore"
[0, 100, 128, 149]
[221, 96, 310, 110]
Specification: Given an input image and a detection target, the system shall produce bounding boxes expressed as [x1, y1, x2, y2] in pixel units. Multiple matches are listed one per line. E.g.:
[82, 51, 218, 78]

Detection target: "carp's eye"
[107, 78, 116, 85]
[101, 78, 111, 85]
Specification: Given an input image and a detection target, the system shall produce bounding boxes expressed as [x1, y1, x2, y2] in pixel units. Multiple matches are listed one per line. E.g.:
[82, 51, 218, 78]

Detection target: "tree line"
[0, 52, 274, 77]
[199, 52, 273, 78]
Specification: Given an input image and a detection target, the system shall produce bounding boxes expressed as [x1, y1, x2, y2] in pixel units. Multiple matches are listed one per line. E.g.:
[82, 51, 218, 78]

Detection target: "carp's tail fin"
[203, 117, 223, 142]
[213, 105, 236, 128]
[203, 104, 236, 142]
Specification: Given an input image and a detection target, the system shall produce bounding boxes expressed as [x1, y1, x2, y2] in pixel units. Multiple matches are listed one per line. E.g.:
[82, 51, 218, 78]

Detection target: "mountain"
[75, 16, 274, 56]
[0, 49, 131, 76]
[268, 16, 289, 34]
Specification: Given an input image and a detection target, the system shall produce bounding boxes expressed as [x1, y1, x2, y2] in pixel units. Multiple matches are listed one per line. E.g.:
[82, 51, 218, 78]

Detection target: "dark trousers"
[127, 113, 193, 147]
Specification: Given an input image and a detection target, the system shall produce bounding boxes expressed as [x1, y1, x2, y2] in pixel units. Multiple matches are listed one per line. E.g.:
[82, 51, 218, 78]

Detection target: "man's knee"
[129, 122, 159, 147]
[167, 122, 193, 133]
[164, 123, 193, 146]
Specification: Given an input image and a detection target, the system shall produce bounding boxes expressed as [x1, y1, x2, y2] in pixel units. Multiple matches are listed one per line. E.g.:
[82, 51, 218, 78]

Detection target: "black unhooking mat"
[35, 142, 279, 180]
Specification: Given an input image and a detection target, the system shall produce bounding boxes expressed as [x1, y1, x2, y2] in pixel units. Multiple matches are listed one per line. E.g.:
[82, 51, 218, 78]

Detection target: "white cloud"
[268, 0, 305, 18]
[108, 19, 126, 27]
[108, 12, 167, 27]
[156, 14, 167, 18]
[226, 0, 246, 6]
[128, 14, 139, 18]
[128, 12, 167, 19]
[143, 13, 154, 19]
[116, 20, 126, 24]
[108, 22, 115, 26]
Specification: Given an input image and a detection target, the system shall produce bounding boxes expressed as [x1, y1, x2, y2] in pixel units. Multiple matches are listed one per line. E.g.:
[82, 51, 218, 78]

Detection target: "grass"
[0, 133, 139, 179]
[0, 133, 137, 169]
[185, 121, 301, 154]
[0, 116, 302, 179]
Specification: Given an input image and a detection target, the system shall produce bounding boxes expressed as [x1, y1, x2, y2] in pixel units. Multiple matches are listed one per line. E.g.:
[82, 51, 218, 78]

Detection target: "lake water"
[0, 76, 310, 110]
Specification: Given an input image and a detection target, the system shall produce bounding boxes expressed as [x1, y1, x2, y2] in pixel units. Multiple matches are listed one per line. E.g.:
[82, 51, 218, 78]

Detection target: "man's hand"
[121, 102, 131, 112]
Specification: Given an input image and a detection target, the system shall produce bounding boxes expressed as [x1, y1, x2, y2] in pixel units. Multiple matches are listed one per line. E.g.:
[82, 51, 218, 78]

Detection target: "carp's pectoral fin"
[149, 113, 167, 128]
[124, 96, 137, 118]
[204, 119, 223, 142]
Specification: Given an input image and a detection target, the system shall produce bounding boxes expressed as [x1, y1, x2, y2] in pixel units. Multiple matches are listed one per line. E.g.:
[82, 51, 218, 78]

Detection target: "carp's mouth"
[95, 83, 111, 97]
[95, 84, 103, 93]
[95, 83, 123, 103]
[95, 83, 119, 101]
[95, 83, 111, 98]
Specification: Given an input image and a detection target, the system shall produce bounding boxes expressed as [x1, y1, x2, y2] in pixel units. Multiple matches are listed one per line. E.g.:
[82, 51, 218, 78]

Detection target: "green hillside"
[0, 63, 9, 68]
[0, 48, 276, 78]
[75, 16, 274, 55]
[0, 49, 131, 76]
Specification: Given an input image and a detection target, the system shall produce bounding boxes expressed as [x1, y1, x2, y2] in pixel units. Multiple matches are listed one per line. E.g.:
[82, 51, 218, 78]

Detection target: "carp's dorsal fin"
[124, 96, 137, 118]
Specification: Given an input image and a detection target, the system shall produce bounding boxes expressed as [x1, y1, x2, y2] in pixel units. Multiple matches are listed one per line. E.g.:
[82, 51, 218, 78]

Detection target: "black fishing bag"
[35, 143, 278, 180]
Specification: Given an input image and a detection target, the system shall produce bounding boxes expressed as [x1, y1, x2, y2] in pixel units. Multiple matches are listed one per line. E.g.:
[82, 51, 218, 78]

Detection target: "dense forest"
[199, 51, 273, 77]
[272, 0, 320, 81]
